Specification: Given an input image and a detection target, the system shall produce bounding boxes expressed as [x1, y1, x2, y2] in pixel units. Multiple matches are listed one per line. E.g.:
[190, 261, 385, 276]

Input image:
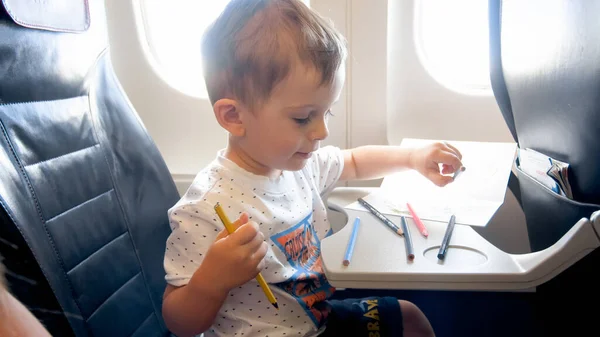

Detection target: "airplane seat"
[489, 0, 600, 250]
[0, 0, 179, 336]
[489, 0, 600, 331]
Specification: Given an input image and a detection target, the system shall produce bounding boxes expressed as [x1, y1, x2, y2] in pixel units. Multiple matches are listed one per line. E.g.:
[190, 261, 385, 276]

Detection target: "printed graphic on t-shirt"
[271, 213, 335, 327]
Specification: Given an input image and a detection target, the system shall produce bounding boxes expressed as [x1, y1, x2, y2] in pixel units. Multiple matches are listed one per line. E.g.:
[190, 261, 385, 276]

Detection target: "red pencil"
[406, 202, 429, 237]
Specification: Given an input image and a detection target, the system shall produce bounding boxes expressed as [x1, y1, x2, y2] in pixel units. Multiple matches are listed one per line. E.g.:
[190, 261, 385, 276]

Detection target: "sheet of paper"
[346, 138, 517, 227]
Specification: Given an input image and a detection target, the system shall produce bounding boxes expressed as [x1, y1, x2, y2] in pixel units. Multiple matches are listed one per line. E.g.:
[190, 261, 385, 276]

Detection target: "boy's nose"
[310, 117, 329, 141]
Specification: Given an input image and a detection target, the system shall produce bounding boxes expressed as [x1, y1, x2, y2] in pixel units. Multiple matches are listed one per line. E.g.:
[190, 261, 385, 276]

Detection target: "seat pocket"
[515, 161, 600, 251]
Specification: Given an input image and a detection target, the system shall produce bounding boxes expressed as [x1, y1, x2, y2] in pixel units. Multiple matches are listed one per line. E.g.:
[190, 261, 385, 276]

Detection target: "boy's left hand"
[409, 142, 463, 187]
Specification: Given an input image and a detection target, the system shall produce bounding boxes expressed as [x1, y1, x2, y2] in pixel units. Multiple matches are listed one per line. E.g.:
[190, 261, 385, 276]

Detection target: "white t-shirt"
[164, 146, 345, 337]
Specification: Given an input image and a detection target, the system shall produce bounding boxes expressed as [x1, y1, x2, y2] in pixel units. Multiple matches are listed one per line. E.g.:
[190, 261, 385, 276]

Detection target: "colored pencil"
[343, 217, 361, 266]
[214, 203, 279, 309]
[437, 214, 456, 260]
[357, 197, 404, 236]
[406, 202, 429, 237]
[400, 216, 415, 260]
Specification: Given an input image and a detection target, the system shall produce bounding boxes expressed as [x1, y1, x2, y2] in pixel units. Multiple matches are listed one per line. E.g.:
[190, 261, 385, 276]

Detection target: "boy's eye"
[293, 117, 311, 125]
[293, 110, 333, 125]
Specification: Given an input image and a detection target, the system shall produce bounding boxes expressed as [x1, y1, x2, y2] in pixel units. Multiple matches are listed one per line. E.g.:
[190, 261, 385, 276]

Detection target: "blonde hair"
[201, 0, 347, 109]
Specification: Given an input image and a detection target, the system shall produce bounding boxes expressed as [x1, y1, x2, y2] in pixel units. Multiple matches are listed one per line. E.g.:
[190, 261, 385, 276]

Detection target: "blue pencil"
[400, 216, 415, 260]
[343, 217, 361, 266]
[437, 214, 456, 260]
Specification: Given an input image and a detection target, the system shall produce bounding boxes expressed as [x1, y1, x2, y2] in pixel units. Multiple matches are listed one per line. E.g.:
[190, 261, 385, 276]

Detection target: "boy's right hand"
[196, 213, 268, 293]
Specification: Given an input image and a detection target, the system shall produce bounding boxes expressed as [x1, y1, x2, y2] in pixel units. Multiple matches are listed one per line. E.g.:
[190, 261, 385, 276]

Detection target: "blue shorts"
[321, 296, 403, 337]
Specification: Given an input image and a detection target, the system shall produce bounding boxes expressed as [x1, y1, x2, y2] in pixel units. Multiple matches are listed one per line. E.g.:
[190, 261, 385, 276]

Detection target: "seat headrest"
[1, 0, 89, 33]
[0, 0, 105, 104]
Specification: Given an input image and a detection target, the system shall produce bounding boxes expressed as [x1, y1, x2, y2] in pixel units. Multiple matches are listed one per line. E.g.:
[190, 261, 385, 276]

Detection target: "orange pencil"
[406, 202, 429, 237]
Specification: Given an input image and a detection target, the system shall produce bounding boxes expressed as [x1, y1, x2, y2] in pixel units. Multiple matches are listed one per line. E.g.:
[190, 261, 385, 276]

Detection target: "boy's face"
[239, 61, 345, 174]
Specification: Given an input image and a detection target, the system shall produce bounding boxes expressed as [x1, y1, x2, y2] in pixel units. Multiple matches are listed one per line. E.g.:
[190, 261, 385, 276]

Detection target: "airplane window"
[138, 0, 310, 99]
[138, 0, 231, 98]
[414, 0, 491, 95]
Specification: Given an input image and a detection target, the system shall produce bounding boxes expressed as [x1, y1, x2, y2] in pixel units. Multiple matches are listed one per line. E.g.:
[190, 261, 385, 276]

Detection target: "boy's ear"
[213, 98, 246, 137]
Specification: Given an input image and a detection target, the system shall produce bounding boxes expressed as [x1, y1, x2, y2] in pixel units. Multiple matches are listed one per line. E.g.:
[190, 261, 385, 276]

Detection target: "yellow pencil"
[214, 203, 279, 309]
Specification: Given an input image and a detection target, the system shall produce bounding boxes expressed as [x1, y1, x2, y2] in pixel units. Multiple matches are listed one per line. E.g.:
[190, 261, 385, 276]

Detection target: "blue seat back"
[489, 0, 600, 251]
[489, 1, 600, 334]
[0, 1, 179, 336]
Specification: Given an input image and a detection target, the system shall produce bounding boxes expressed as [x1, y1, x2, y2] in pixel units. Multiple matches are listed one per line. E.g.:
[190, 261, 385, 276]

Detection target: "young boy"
[162, 1, 462, 336]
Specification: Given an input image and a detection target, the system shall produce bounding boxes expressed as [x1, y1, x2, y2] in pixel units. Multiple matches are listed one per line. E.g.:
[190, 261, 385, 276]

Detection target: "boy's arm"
[162, 213, 268, 336]
[340, 143, 463, 186]
[162, 268, 228, 337]
[340, 146, 413, 181]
